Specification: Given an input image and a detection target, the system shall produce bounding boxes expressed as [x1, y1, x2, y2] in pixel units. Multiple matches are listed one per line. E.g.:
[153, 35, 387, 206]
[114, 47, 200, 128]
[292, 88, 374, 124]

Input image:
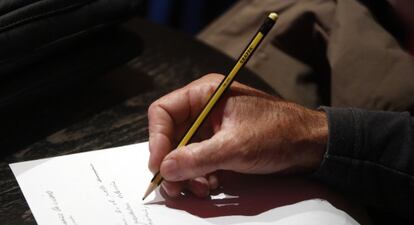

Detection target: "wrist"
[294, 108, 328, 172]
[308, 110, 328, 169]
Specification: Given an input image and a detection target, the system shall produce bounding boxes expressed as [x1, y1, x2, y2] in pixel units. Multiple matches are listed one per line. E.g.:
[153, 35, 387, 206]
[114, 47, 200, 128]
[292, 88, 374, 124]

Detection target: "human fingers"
[161, 178, 210, 198]
[148, 74, 223, 173]
[187, 177, 210, 198]
[161, 181, 184, 198]
[160, 132, 235, 182]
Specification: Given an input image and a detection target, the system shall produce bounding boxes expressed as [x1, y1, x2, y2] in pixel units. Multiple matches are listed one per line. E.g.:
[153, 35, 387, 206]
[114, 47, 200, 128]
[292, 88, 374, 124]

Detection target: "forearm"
[313, 107, 414, 220]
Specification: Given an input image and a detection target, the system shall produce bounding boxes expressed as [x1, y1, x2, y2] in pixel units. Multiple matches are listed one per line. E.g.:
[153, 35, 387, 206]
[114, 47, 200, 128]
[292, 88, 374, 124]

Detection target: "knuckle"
[185, 146, 209, 177]
[188, 149, 204, 176]
[201, 74, 224, 85]
[148, 102, 160, 118]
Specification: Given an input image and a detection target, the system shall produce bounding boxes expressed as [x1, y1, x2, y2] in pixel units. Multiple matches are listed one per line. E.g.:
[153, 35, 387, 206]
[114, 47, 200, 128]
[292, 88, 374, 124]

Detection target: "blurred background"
[138, 0, 238, 34]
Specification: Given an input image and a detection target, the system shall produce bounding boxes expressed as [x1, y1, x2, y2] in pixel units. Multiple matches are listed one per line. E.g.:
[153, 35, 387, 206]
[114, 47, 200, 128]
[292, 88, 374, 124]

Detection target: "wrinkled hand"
[148, 74, 328, 198]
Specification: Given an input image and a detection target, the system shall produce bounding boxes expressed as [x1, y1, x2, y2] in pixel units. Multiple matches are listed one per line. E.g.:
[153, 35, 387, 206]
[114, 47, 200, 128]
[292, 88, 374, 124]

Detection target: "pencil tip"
[142, 183, 155, 201]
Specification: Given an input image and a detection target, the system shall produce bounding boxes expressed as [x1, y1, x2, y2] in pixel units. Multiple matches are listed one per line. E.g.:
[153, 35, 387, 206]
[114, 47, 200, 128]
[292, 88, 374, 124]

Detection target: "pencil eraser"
[268, 12, 278, 21]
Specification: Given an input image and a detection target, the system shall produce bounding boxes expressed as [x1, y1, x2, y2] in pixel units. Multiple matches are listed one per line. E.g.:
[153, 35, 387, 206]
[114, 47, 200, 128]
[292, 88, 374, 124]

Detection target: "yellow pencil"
[142, 12, 278, 200]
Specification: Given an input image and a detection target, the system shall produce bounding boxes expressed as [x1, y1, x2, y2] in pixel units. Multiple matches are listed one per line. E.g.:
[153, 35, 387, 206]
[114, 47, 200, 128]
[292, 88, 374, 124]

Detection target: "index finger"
[148, 87, 190, 173]
[148, 74, 236, 173]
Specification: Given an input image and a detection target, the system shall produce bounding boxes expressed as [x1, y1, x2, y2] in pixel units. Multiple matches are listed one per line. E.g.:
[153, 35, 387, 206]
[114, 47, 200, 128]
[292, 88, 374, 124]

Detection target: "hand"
[148, 74, 328, 198]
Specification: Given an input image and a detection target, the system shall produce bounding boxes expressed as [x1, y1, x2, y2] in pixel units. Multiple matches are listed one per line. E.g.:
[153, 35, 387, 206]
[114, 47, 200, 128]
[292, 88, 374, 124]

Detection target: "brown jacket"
[198, 0, 414, 111]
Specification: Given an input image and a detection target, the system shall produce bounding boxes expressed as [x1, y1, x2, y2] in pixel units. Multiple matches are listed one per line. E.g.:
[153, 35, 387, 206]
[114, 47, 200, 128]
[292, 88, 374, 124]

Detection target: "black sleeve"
[313, 107, 414, 221]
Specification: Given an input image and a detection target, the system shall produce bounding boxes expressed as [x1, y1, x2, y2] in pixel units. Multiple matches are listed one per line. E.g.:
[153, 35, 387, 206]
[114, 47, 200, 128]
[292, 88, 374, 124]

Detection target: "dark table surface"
[0, 17, 370, 225]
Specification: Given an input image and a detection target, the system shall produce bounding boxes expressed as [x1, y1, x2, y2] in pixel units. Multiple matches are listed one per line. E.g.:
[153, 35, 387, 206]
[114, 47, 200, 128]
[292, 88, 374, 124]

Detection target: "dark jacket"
[315, 107, 414, 223]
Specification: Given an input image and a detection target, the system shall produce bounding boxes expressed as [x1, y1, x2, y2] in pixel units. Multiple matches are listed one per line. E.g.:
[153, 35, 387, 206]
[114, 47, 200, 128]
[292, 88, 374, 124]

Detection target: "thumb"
[160, 133, 231, 182]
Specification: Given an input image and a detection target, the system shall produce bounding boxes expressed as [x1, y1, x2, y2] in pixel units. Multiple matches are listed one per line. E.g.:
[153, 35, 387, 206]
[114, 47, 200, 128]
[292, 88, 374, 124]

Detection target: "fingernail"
[190, 178, 209, 198]
[161, 159, 178, 180]
[208, 175, 219, 190]
[161, 182, 180, 198]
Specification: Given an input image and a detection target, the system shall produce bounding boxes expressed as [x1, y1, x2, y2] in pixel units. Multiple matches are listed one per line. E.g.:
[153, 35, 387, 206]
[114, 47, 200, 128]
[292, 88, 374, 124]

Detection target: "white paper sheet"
[10, 142, 359, 225]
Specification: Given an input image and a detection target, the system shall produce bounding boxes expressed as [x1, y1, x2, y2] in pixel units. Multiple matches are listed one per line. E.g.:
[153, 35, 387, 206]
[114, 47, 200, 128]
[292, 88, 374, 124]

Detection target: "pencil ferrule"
[259, 17, 276, 35]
